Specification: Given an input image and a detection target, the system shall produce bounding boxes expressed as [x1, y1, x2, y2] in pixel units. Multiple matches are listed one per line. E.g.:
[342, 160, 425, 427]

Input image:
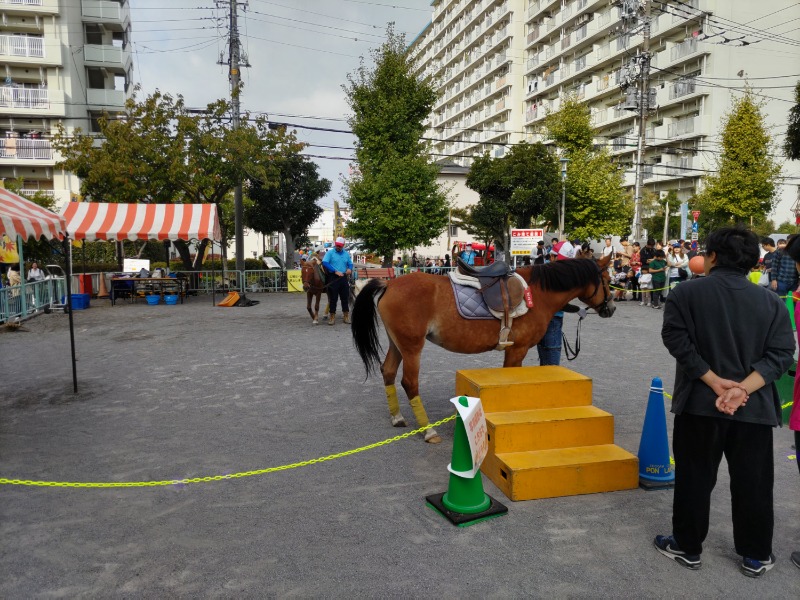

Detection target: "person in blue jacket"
[461, 243, 477, 266]
[322, 236, 353, 325]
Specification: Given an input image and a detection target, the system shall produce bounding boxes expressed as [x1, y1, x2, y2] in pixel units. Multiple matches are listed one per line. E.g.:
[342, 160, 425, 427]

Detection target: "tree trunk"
[173, 240, 195, 270]
[283, 228, 295, 269]
[382, 253, 392, 268]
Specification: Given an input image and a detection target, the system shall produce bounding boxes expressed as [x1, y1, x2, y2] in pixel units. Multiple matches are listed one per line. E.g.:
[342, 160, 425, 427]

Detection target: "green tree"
[544, 95, 631, 238]
[543, 96, 594, 154]
[52, 89, 287, 270]
[465, 143, 560, 259]
[343, 25, 449, 266]
[785, 81, 800, 161]
[245, 151, 331, 267]
[695, 90, 782, 229]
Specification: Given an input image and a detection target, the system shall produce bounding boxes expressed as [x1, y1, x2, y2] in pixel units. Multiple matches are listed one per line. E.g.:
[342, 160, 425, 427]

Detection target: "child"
[639, 266, 653, 306]
[613, 256, 628, 301]
[649, 250, 668, 309]
[748, 263, 762, 285]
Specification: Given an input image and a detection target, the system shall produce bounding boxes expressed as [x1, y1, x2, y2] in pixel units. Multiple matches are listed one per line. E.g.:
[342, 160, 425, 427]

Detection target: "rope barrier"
[0, 415, 457, 489]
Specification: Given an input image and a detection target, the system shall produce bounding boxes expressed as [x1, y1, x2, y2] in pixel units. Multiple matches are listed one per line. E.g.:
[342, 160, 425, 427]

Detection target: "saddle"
[454, 257, 527, 349]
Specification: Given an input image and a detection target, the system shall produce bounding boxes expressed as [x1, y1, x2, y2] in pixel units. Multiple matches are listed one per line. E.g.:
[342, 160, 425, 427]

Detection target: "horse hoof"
[424, 429, 442, 444]
[391, 414, 407, 427]
[312, 320, 318, 325]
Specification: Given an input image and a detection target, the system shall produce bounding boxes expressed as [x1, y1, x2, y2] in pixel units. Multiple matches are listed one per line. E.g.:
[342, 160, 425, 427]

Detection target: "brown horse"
[351, 254, 615, 443]
[301, 260, 327, 324]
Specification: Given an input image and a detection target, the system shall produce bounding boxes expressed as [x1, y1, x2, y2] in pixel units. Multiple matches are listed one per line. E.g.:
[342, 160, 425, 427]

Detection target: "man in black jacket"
[654, 227, 794, 578]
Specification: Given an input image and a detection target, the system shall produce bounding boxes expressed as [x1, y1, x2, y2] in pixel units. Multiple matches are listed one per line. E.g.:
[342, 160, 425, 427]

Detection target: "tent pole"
[63, 237, 77, 393]
[211, 239, 216, 306]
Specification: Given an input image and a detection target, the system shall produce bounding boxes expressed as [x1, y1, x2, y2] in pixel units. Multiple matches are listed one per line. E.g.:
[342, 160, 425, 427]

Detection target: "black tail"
[351, 278, 388, 378]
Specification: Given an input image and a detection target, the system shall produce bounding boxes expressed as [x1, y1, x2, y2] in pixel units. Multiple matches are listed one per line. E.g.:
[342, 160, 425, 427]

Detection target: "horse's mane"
[528, 258, 601, 292]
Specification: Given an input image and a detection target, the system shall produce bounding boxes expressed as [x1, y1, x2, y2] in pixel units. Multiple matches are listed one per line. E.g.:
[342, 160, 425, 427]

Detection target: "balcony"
[0, 35, 44, 58]
[81, 0, 130, 29]
[527, 55, 539, 71]
[671, 0, 700, 23]
[86, 87, 126, 108]
[611, 136, 630, 152]
[669, 78, 697, 100]
[665, 157, 693, 177]
[642, 165, 654, 180]
[526, 106, 538, 122]
[668, 116, 696, 138]
[670, 38, 698, 62]
[528, 1, 540, 19]
[561, 33, 572, 50]
[0, 0, 59, 12]
[0, 137, 53, 160]
[576, 24, 588, 42]
[84, 43, 131, 72]
[0, 87, 48, 109]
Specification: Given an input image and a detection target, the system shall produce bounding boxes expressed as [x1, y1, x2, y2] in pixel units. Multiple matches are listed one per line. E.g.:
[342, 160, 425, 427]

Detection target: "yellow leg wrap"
[409, 395, 430, 427]
[385, 385, 400, 416]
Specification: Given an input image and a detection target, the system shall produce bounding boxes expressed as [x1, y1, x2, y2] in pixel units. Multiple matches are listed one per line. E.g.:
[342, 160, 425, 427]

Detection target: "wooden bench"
[356, 267, 396, 280]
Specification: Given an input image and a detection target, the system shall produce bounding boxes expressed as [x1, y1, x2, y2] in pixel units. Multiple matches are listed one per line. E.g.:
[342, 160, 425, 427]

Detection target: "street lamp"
[559, 157, 570, 239]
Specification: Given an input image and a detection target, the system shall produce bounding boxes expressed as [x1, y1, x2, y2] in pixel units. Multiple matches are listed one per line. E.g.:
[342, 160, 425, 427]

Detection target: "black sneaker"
[741, 554, 776, 578]
[791, 551, 800, 569]
[654, 535, 701, 570]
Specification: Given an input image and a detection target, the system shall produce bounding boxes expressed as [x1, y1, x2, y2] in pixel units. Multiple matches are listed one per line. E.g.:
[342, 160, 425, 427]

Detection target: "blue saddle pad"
[450, 279, 494, 320]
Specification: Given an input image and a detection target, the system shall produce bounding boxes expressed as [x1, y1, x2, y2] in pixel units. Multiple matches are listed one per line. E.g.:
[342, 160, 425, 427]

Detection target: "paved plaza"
[1, 292, 799, 597]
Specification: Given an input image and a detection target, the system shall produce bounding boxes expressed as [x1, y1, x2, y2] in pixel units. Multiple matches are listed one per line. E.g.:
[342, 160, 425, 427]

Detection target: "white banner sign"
[123, 258, 150, 273]
[448, 396, 489, 479]
[509, 228, 544, 256]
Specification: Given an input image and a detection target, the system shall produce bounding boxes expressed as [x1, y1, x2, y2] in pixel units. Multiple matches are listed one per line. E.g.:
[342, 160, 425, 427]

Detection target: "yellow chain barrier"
[0, 415, 457, 489]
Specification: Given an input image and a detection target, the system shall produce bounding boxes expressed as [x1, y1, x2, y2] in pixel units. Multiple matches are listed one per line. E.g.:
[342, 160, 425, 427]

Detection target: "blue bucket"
[164, 294, 179, 305]
[145, 295, 160, 305]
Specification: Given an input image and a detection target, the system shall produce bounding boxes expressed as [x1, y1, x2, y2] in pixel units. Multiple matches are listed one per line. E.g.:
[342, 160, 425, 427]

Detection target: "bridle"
[580, 266, 613, 315]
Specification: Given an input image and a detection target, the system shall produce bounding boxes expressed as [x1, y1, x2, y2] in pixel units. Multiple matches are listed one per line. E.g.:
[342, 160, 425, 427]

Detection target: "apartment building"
[409, 0, 800, 234]
[0, 0, 133, 209]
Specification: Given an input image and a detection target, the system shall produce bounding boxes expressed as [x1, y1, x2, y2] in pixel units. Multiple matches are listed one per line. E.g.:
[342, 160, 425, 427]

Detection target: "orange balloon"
[688, 255, 704, 275]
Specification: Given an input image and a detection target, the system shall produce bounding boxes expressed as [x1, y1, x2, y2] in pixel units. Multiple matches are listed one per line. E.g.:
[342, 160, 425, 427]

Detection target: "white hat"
[335, 236, 345, 246]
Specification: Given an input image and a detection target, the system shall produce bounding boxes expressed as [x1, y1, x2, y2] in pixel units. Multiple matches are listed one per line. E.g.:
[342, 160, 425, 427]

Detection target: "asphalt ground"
[1, 291, 799, 598]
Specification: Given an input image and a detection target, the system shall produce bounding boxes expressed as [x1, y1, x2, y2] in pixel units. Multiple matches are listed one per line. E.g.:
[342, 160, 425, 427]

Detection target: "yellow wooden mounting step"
[454, 365, 639, 502]
[456, 365, 592, 412]
[482, 445, 639, 501]
[487, 406, 615, 454]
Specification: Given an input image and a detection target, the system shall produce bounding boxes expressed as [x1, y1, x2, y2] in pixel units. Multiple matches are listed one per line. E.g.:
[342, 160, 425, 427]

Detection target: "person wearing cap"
[461, 243, 477, 266]
[322, 237, 353, 325]
[531, 240, 545, 265]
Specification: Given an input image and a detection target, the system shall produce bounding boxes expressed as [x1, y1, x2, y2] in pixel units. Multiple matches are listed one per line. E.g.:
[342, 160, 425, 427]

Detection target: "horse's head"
[578, 253, 615, 318]
[301, 263, 316, 291]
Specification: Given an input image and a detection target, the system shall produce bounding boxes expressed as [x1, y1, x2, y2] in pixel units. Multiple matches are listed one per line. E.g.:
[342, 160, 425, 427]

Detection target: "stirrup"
[494, 325, 514, 350]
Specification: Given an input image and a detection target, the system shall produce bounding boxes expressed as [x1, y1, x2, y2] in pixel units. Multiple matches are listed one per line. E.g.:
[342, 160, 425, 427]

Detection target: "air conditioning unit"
[660, 191, 669, 199]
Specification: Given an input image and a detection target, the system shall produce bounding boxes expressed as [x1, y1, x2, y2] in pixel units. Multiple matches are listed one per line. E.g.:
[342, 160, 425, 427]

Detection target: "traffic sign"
[691, 211, 701, 221]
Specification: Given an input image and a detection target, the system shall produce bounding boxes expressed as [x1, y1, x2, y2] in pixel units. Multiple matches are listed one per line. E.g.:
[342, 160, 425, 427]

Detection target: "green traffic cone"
[787, 293, 796, 330]
[442, 397, 491, 514]
[426, 396, 507, 527]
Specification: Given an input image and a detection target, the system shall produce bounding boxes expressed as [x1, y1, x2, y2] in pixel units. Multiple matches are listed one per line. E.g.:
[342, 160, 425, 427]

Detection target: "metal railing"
[0, 137, 53, 159]
[0, 277, 65, 324]
[0, 34, 45, 58]
[0, 87, 48, 109]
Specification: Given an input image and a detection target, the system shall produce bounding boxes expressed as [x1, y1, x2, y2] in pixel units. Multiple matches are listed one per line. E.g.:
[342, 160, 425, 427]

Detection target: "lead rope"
[562, 313, 584, 361]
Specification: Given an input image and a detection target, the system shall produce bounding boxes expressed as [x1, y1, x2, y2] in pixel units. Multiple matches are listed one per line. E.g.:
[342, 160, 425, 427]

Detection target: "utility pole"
[217, 1, 249, 272]
[621, 0, 652, 244]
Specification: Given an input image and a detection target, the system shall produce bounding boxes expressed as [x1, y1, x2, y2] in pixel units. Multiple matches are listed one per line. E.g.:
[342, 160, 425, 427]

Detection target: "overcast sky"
[131, 0, 434, 210]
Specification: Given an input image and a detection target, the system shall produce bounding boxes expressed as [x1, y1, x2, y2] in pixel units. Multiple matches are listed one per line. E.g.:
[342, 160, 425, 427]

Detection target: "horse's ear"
[597, 253, 612, 268]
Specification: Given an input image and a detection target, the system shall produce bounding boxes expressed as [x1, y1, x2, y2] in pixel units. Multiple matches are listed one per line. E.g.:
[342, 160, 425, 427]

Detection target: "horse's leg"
[381, 341, 406, 427]
[399, 349, 442, 444]
[306, 291, 316, 322]
[312, 291, 321, 324]
[503, 345, 530, 368]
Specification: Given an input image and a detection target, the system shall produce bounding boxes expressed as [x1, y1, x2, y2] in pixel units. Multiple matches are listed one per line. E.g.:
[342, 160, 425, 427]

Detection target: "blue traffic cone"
[637, 377, 675, 490]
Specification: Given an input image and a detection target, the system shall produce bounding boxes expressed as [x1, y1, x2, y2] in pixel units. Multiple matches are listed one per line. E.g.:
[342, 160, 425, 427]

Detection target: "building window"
[449, 225, 459, 237]
[87, 68, 105, 89]
[85, 24, 103, 45]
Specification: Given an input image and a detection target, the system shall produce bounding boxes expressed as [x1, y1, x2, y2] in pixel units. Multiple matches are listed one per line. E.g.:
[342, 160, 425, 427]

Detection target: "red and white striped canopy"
[0, 188, 67, 241]
[62, 202, 222, 242]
